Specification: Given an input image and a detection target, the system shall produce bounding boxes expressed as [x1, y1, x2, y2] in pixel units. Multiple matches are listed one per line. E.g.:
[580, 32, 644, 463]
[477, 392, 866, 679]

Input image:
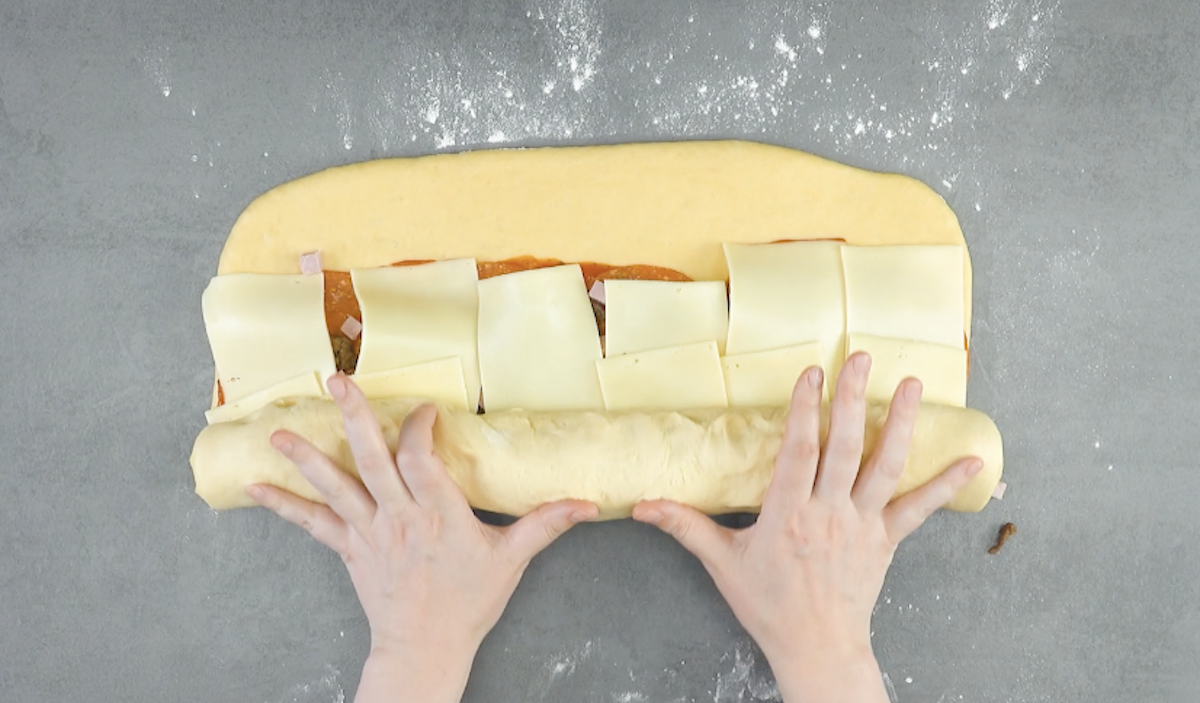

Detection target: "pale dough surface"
[217, 140, 972, 336]
[191, 397, 1003, 518]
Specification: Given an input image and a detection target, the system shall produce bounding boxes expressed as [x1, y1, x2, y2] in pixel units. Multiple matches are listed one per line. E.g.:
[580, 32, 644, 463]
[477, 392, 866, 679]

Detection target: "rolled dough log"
[190, 397, 1003, 518]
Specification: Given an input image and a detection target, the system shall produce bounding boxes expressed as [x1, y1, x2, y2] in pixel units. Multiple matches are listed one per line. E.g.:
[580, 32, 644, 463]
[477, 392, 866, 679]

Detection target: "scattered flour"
[273, 665, 344, 703]
[713, 639, 780, 703]
[530, 640, 596, 701]
[139, 46, 172, 97]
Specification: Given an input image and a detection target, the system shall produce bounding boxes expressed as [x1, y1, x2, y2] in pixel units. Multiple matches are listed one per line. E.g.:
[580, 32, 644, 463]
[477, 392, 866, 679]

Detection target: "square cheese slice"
[205, 372, 324, 425]
[477, 264, 604, 412]
[841, 244, 965, 349]
[722, 342, 826, 407]
[848, 333, 967, 407]
[350, 258, 481, 405]
[724, 241, 846, 380]
[202, 274, 337, 404]
[352, 357, 470, 409]
[604, 280, 729, 356]
[595, 341, 728, 411]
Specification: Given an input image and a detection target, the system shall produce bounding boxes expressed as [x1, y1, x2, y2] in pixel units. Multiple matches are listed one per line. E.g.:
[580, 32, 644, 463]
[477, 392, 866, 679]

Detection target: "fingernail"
[807, 366, 824, 388]
[327, 374, 346, 401]
[966, 459, 984, 476]
[245, 484, 265, 502]
[854, 353, 871, 372]
[639, 509, 663, 523]
[905, 379, 923, 402]
[571, 509, 596, 523]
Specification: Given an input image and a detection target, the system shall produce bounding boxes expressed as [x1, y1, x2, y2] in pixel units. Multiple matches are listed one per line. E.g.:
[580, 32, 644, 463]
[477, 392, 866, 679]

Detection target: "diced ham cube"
[340, 316, 362, 340]
[299, 251, 324, 275]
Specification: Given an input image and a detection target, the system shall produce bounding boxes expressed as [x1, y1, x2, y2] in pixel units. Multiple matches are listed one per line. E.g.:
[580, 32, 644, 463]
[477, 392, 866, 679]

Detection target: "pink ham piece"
[588, 280, 606, 305]
[299, 250, 324, 275]
[340, 316, 362, 340]
[991, 481, 1007, 500]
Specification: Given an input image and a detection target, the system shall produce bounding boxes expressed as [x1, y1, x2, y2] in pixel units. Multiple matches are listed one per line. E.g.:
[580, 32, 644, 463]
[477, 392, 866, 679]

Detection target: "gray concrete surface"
[2, 1, 1198, 701]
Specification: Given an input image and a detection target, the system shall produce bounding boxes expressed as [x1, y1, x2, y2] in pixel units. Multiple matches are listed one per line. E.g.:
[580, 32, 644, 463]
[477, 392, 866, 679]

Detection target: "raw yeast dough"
[195, 141, 1001, 517]
[191, 398, 1003, 518]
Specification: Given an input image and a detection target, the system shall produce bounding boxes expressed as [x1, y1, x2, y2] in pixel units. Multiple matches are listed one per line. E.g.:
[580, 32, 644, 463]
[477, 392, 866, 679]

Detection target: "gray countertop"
[3, 1, 1198, 701]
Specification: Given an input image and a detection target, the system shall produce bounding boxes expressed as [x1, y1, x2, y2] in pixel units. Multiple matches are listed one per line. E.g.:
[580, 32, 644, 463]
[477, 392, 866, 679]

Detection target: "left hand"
[247, 373, 598, 703]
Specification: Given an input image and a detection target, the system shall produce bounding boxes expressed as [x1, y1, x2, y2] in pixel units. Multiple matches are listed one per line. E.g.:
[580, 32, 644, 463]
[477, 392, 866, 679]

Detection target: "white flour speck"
[139, 47, 172, 97]
[274, 665, 343, 703]
[713, 639, 780, 702]
[773, 36, 797, 62]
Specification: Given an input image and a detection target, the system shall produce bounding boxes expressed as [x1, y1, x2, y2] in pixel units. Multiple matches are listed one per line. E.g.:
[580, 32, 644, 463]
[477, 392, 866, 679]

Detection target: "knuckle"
[299, 514, 319, 534]
[395, 446, 425, 468]
[668, 515, 691, 542]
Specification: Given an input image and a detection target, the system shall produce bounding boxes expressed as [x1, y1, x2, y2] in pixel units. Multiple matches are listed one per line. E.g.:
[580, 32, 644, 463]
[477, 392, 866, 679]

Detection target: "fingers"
[246, 484, 351, 556]
[503, 500, 599, 564]
[632, 500, 733, 568]
[814, 352, 870, 501]
[394, 404, 468, 515]
[852, 377, 922, 515]
[882, 457, 984, 543]
[270, 430, 375, 534]
[328, 374, 415, 513]
[761, 366, 824, 519]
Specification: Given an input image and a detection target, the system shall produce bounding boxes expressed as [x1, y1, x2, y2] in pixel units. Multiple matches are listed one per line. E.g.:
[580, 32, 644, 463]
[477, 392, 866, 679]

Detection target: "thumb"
[503, 500, 599, 564]
[632, 500, 732, 567]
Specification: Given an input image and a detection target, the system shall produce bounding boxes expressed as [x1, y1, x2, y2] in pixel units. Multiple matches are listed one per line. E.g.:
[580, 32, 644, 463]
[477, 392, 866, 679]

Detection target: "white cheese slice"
[350, 259, 481, 405]
[352, 357, 470, 409]
[604, 280, 729, 356]
[205, 372, 324, 425]
[722, 342, 826, 407]
[596, 341, 728, 411]
[477, 264, 604, 411]
[724, 241, 847, 379]
[202, 274, 337, 404]
[848, 333, 967, 407]
[841, 244, 965, 348]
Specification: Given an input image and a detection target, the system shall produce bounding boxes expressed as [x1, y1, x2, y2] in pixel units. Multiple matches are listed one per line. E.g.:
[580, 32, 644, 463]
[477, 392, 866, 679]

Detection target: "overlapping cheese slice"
[722, 342, 825, 407]
[350, 259, 481, 405]
[603, 280, 729, 356]
[723, 241, 845, 401]
[596, 341, 727, 410]
[204, 372, 324, 425]
[202, 274, 337, 405]
[352, 357, 470, 409]
[477, 265, 604, 411]
[841, 245, 967, 406]
[848, 334, 967, 407]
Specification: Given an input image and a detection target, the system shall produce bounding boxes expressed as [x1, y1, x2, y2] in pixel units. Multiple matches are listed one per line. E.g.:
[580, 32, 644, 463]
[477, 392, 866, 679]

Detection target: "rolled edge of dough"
[190, 397, 1002, 518]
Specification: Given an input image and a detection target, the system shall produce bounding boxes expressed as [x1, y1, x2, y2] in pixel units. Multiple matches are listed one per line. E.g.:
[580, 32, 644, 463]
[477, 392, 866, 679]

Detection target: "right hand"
[632, 353, 983, 702]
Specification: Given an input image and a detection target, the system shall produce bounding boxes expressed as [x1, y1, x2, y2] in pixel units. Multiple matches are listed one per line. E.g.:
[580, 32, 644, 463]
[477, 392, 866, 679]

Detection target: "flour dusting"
[529, 640, 596, 701]
[273, 665, 344, 703]
[713, 639, 780, 703]
[139, 47, 173, 97]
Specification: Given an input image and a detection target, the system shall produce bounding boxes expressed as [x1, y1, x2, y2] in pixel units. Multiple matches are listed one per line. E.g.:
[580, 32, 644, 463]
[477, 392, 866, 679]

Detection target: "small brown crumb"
[988, 522, 1017, 554]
